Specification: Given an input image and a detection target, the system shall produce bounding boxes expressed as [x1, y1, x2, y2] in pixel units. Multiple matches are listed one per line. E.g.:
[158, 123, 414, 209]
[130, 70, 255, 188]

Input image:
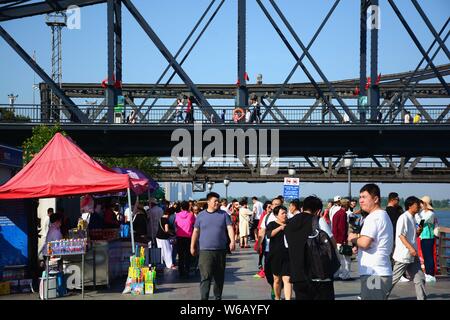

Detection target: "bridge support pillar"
[237, 0, 248, 107]
[368, 0, 380, 122]
[106, 0, 122, 123]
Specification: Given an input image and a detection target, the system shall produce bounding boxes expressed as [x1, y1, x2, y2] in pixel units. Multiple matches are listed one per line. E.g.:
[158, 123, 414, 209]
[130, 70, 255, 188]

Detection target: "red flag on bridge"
[101, 74, 122, 89]
[375, 73, 381, 85]
[365, 77, 371, 90]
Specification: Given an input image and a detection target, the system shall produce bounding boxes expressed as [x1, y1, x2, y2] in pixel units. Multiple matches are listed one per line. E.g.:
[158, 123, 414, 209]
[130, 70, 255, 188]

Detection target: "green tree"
[96, 156, 161, 178]
[22, 124, 66, 165]
[0, 108, 31, 123]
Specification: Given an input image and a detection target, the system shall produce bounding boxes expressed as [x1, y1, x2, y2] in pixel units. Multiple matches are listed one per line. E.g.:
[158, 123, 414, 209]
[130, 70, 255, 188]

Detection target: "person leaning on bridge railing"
[126, 110, 137, 124]
[233, 107, 245, 123]
[413, 113, 422, 124]
[404, 111, 412, 124]
[250, 95, 261, 124]
[185, 96, 195, 124]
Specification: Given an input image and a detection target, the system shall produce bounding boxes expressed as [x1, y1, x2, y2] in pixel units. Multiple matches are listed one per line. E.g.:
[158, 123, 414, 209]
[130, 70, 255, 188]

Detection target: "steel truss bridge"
[156, 157, 450, 183]
[1, 0, 450, 183]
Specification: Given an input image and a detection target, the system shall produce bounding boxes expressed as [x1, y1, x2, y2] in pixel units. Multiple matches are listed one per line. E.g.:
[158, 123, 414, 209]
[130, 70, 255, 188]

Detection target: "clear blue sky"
[1, 0, 449, 199]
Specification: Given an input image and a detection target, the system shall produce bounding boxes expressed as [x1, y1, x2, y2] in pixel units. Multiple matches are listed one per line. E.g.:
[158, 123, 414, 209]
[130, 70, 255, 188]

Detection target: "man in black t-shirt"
[285, 196, 335, 300]
[386, 192, 403, 238]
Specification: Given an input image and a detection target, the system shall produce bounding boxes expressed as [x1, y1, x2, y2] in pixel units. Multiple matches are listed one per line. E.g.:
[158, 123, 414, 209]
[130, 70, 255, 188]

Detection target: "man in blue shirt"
[190, 192, 235, 300]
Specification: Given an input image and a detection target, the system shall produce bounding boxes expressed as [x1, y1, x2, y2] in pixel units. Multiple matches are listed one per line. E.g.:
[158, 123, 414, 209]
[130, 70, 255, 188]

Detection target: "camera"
[351, 224, 362, 234]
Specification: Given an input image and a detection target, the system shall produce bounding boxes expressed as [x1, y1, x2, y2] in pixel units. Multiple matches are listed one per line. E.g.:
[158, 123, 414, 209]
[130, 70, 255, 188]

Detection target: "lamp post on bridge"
[288, 162, 296, 177]
[207, 181, 214, 193]
[8, 93, 18, 111]
[343, 151, 356, 200]
[223, 177, 231, 200]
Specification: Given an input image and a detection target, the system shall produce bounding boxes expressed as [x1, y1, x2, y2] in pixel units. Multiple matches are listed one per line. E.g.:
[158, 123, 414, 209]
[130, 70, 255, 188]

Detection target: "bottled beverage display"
[47, 238, 87, 255]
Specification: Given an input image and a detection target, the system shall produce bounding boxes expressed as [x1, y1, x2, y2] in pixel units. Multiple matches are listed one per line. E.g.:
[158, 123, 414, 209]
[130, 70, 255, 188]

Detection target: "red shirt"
[257, 211, 268, 229]
[332, 208, 348, 245]
[323, 208, 331, 224]
[186, 100, 192, 112]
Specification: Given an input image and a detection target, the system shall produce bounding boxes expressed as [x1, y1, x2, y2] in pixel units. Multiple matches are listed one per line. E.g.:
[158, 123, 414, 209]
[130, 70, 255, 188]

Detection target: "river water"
[435, 210, 450, 228]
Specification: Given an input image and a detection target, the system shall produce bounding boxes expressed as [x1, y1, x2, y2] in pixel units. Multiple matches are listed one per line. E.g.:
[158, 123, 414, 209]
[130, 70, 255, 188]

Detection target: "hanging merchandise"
[47, 238, 87, 256]
[80, 195, 94, 214]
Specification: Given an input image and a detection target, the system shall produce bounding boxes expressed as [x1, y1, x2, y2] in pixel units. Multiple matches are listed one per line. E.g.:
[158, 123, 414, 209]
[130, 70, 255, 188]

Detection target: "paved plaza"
[1, 247, 449, 300]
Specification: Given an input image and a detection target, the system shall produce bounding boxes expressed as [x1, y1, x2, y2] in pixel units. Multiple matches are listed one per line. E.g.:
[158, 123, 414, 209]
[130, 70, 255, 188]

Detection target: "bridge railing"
[0, 104, 449, 124]
[158, 158, 449, 169]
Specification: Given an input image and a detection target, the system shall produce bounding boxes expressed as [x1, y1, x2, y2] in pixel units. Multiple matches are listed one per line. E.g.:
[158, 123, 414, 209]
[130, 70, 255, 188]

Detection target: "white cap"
[333, 195, 341, 202]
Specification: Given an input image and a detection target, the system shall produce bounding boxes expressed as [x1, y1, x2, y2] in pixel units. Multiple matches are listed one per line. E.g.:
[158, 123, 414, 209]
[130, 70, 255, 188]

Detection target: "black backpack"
[306, 217, 341, 280]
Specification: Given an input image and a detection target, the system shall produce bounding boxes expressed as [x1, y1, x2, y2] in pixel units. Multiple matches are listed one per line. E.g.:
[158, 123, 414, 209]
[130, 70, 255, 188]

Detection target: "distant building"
[163, 182, 193, 202]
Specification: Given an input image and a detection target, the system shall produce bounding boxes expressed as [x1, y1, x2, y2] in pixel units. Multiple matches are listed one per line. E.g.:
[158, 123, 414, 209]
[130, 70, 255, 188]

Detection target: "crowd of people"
[122, 90, 426, 126]
[251, 185, 439, 300]
[149, 184, 440, 300]
[39, 185, 441, 300]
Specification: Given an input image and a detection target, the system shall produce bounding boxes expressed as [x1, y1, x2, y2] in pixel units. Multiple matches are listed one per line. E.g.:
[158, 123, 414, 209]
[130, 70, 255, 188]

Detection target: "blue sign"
[283, 177, 300, 200]
[0, 215, 28, 267]
[0, 199, 28, 268]
[283, 185, 299, 200]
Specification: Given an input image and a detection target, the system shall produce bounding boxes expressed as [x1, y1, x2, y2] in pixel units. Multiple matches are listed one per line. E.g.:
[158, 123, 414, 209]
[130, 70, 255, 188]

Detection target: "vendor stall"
[0, 133, 143, 298]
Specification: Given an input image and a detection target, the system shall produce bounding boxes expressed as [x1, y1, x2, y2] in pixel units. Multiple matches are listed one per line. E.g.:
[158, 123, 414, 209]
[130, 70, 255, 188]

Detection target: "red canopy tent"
[0, 132, 137, 253]
[0, 133, 132, 199]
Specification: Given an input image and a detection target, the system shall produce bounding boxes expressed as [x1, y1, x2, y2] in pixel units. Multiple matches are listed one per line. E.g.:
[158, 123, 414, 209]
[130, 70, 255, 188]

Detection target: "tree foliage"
[0, 108, 31, 123]
[22, 124, 66, 165]
[96, 156, 161, 178]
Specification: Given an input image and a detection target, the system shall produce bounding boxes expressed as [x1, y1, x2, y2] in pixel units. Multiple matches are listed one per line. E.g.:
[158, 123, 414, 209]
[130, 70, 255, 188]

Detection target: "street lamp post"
[207, 181, 214, 192]
[288, 162, 296, 176]
[8, 93, 18, 110]
[223, 177, 231, 200]
[343, 151, 355, 199]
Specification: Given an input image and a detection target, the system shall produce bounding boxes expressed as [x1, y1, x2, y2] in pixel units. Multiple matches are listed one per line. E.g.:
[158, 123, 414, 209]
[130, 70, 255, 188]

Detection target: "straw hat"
[421, 196, 433, 210]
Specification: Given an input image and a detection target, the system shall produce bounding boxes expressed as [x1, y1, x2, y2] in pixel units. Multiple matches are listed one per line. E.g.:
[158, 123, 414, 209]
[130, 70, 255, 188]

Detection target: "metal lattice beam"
[0, 25, 89, 123]
[137, 0, 219, 115]
[261, 0, 340, 122]
[268, 0, 358, 123]
[122, 0, 221, 122]
[388, 0, 450, 95]
[256, 0, 344, 122]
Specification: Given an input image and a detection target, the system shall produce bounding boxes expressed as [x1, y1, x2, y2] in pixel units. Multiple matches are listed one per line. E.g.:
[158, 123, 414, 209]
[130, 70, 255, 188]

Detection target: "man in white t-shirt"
[387, 196, 427, 300]
[348, 184, 393, 300]
[251, 197, 264, 241]
[220, 198, 229, 213]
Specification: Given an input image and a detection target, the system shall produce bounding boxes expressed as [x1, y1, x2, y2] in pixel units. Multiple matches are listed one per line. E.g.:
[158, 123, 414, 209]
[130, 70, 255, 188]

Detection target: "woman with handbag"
[265, 206, 292, 300]
[416, 196, 439, 282]
[156, 208, 176, 270]
[332, 199, 352, 280]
